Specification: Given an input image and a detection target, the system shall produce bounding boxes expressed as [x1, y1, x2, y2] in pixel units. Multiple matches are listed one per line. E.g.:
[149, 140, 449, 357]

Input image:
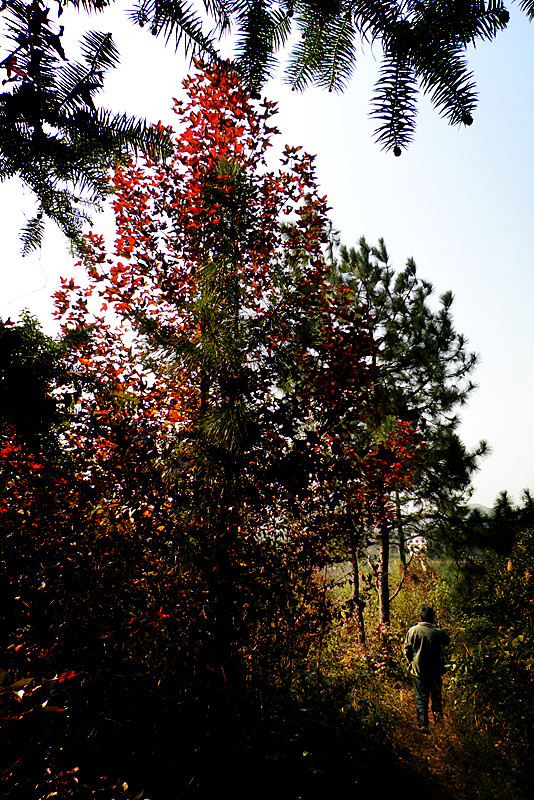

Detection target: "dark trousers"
[413, 675, 443, 728]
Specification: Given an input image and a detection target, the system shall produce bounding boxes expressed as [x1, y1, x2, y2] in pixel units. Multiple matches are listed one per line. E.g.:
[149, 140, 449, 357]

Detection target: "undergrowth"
[314, 558, 534, 800]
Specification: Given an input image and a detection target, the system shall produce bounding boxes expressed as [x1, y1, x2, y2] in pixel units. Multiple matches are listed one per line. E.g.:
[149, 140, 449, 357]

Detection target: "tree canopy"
[0, 0, 526, 250]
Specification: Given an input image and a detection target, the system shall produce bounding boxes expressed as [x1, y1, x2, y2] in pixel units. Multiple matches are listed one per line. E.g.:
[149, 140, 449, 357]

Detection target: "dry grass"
[383, 681, 529, 800]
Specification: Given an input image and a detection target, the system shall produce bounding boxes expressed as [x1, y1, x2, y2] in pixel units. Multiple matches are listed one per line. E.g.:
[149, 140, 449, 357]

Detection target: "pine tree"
[126, 0, 513, 151]
[0, 311, 73, 451]
[53, 62, 378, 709]
[0, 0, 170, 252]
[0, 0, 521, 249]
[333, 236, 487, 631]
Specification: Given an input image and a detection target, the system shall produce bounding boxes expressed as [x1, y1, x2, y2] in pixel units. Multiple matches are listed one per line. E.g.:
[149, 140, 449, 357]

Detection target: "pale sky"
[1, 3, 533, 508]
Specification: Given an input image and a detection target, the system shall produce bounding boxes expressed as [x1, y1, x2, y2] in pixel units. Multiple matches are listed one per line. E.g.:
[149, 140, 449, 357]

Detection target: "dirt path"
[385, 683, 468, 799]
[383, 682, 527, 800]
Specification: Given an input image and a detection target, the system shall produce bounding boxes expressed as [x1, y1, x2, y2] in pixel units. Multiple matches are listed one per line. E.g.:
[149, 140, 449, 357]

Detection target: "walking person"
[403, 606, 450, 732]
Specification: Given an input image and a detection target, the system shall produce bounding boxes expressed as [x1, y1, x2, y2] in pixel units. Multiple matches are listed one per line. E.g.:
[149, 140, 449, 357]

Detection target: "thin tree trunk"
[396, 489, 407, 582]
[349, 527, 366, 645]
[210, 484, 244, 731]
[378, 515, 390, 636]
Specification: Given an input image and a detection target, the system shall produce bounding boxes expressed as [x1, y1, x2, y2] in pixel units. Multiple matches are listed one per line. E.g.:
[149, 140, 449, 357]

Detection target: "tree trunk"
[209, 493, 244, 732]
[396, 489, 407, 582]
[378, 515, 390, 636]
[349, 528, 366, 645]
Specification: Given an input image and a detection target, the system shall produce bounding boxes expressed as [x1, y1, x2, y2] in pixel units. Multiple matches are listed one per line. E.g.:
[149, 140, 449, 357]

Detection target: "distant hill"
[467, 504, 492, 516]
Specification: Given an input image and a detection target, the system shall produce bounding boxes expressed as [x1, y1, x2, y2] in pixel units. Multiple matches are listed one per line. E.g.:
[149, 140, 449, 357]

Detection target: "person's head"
[420, 606, 435, 623]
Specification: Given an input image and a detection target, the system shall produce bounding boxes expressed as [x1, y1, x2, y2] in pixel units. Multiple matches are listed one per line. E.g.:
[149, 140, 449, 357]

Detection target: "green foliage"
[0, 312, 71, 450]
[430, 489, 534, 567]
[326, 237, 484, 632]
[0, 0, 521, 250]
[308, 553, 534, 799]
[370, 55, 419, 153]
[336, 238, 480, 431]
[287, 3, 357, 93]
[0, 2, 170, 251]
[444, 518, 534, 753]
